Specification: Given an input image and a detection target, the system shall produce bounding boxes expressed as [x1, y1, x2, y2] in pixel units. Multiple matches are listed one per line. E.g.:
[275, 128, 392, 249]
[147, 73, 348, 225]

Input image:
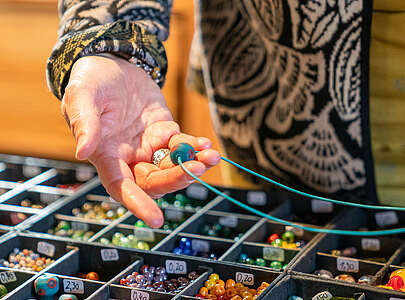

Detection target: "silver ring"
[152, 149, 170, 166]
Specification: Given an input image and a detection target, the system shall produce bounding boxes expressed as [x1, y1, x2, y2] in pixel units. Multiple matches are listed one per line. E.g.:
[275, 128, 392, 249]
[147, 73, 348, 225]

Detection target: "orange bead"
[212, 285, 226, 296]
[235, 283, 245, 290]
[216, 280, 225, 287]
[209, 273, 220, 282]
[225, 279, 236, 289]
[248, 289, 256, 295]
[226, 288, 237, 298]
[86, 272, 100, 281]
[230, 296, 242, 300]
[199, 287, 209, 297]
[259, 282, 270, 289]
[205, 280, 216, 290]
[241, 290, 252, 298]
[243, 296, 253, 300]
[206, 294, 217, 300]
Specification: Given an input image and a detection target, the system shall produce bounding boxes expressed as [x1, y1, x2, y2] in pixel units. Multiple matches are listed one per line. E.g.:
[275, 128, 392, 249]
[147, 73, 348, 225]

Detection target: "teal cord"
[221, 156, 405, 212]
[179, 158, 405, 236]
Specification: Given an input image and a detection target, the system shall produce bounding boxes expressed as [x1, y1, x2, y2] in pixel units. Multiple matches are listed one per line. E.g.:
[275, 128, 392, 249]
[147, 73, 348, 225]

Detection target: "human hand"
[62, 54, 220, 228]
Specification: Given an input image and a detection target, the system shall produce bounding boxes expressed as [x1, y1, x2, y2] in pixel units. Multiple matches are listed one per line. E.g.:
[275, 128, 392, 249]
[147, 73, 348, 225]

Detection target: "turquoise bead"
[34, 274, 59, 296]
[170, 143, 195, 165]
[59, 295, 78, 300]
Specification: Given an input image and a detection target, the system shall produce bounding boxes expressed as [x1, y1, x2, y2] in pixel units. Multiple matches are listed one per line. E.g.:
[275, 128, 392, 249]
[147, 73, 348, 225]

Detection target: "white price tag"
[0, 271, 16, 284]
[186, 185, 208, 200]
[63, 279, 84, 294]
[337, 257, 359, 273]
[23, 165, 41, 178]
[247, 191, 267, 206]
[100, 248, 119, 261]
[263, 247, 285, 262]
[312, 291, 332, 300]
[134, 228, 155, 242]
[219, 216, 238, 228]
[285, 226, 304, 237]
[192, 239, 210, 253]
[311, 199, 333, 213]
[389, 298, 405, 300]
[165, 260, 187, 274]
[71, 221, 89, 231]
[375, 211, 398, 227]
[76, 166, 94, 182]
[40, 193, 60, 204]
[235, 272, 254, 286]
[165, 209, 184, 221]
[131, 289, 149, 300]
[361, 238, 381, 251]
[37, 241, 55, 257]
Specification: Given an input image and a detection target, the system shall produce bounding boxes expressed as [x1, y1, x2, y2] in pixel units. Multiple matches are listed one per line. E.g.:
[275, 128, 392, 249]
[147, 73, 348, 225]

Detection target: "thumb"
[62, 88, 101, 160]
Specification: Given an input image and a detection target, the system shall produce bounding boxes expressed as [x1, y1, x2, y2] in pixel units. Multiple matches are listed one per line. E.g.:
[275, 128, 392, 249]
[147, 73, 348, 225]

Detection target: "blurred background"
[0, 0, 223, 184]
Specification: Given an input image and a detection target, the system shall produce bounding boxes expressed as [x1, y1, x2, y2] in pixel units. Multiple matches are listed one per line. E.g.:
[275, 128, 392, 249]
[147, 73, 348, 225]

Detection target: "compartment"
[244, 220, 316, 250]
[97, 224, 169, 250]
[122, 207, 195, 232]
[3, 189, 63, 209]
[0, 234, 70, 273]
[180, 212, 259, 241]
[292, 252, 384, 286]
[0, 206, 35, 226]
[222, 242, 300, 271]
[0, 161, 49, 182]
[156, 234, 235, 260]
[40, 164, 96, 189]
[0, 267, 35, 298]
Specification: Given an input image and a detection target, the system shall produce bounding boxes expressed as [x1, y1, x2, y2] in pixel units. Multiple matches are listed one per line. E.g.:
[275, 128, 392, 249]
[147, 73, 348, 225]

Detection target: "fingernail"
[149, 217, 163, 229]
[197, 137, 211, 149]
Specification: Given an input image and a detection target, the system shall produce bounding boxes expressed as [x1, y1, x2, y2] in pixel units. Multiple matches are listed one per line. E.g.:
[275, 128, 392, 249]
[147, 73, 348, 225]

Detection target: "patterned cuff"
[46, 20, 167, 100]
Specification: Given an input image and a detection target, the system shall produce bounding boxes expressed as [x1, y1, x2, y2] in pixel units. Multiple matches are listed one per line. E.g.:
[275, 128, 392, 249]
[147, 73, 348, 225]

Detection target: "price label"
[311, 199, 333, 213]
[337, 257, 359, 273]
[263, 247, 285, 262]
[247, 191, 267, 206]
[361, 238, 380, 251]
[23, 165, 41, 178]
[186, 185, 208, 200]
[235, 272, 254, 286]
[219, 216, 238, 228]
[63, 279, 84, 294]
[312, 291, 332, 300]
[76, 166, 94, 182]
[40, 193, 60, 204]
[37, 242, 55, 257]
[71, 222, 89, 231]
[192, 239, 210, 253]
[389, 298, 405, 300]
[134, 228, 155, 242]
[165, 209, 184, 221]
[375, 211, 398, 227]
[285, 226, 304, 237]
[165, 260, 187, 274]
[100, 248, 119, 261]
[0, 271, 16, 284]
[131, 289, 149, 300]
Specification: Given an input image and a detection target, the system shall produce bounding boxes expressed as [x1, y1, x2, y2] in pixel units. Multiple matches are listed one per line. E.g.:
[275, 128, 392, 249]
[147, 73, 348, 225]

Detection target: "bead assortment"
[71, 201, 126, 220]
[238, 253, 287, 270]
[313, 269, 373, 285]
[0, 248, 54, 272]
[99, 232, 151, 250]
[173, 237, 218, 259]
[266, 231, 306, 249]
[47, 220, 95, 241]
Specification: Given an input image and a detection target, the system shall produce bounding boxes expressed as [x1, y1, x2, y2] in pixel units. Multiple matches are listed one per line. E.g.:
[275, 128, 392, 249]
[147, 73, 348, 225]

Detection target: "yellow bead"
[209, 273, 220, 282]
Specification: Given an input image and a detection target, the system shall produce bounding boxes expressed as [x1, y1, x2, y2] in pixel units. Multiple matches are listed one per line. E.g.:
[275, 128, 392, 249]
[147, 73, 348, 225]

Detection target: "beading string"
[178, 156, 405, 236]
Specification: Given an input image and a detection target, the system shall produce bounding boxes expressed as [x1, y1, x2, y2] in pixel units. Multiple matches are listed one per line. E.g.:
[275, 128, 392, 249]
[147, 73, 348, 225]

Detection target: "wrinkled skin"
[62, 54, 220, 228]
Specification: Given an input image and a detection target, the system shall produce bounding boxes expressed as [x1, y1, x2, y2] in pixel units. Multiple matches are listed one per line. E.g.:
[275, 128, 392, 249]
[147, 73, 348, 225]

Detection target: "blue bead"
[58, 295, 78, 300]
[179, 237, 191, 249]
[183, 248, 192, 255]
[173, 247, 183, 254]
[170, 143, 195, 165]
[34, 274, 59, 296]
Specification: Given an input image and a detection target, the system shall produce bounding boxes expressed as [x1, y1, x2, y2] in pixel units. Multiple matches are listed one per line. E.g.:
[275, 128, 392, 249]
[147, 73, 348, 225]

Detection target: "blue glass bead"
[288, 297, 303, 300]
[179, 237, 191, 250]
[173, 247, 183, 255]
[183, 248, 192, 256]
[239, 253, 248, 263]
[170, 143, 195, 165]
[34, 274, 59, 296]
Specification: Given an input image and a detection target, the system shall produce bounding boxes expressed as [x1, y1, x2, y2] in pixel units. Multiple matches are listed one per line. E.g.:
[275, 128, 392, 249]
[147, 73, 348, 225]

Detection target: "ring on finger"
[152, 149, 170, 167]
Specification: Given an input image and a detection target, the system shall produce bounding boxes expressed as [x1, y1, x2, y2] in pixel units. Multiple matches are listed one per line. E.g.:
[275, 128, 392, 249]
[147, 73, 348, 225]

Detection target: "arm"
[46, 1, 220, 228]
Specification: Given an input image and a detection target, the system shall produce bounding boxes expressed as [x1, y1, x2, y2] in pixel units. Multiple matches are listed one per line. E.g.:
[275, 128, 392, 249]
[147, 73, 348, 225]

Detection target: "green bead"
[71, 230, 85, 240]
[0, 284, 7, 297]
[255, 258, 266, 266]
[245, 258, 255, 265]
[156, 198, 164, 206]
[238, 253, 248, 264]
[174, 194, 187, 207]
[136, 241, 150, 250]
[118, 236, 131, 247]
[270, 261, 283, 269]
[112, 232, 124, 245]
[282, 264, 288, 270]
[56, 221, 70, 231]
[221, 227, 232, 238]
[272, 238, 283, 247]
[282, 231, 295, 243]
[127, 235, 139, 248]
[83, 231, 94, 241]
[99, 238, 111, 245]
[207, 229, 218, 237]
[200, 224, 210, 235]
[213, 223, 223, 232]
[135, 220, 147, 228]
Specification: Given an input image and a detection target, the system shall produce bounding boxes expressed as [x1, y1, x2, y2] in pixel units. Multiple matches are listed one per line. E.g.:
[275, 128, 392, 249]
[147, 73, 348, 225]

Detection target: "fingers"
[134, 160, 207, 198]
[168, 134, 212, 151]
[62, 87, 101, 160]
[91, 155, 164, 228]
[159, 148, 220, 170]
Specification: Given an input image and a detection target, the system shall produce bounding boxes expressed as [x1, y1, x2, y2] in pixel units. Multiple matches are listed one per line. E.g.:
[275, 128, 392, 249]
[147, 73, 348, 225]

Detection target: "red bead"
[387, 276, 404, 290]
[195, 294, 205, 299]
[268, 234, 280, 244]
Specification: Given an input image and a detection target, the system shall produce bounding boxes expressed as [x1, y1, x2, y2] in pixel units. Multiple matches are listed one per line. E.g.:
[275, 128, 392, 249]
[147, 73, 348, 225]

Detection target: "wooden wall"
[0, 0, 223, 184]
